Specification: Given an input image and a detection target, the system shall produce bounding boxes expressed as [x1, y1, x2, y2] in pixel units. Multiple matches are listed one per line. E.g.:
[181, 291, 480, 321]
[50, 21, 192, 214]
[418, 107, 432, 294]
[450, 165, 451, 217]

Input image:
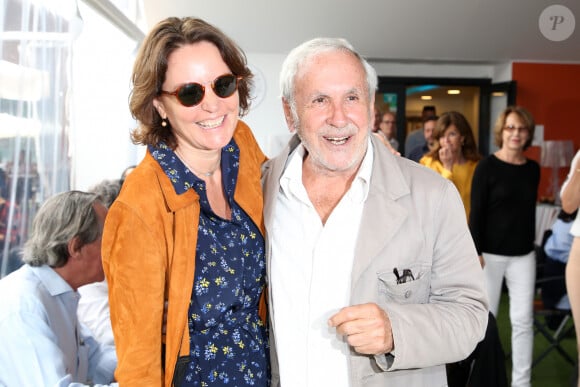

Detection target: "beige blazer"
[263, 134, 488, 387]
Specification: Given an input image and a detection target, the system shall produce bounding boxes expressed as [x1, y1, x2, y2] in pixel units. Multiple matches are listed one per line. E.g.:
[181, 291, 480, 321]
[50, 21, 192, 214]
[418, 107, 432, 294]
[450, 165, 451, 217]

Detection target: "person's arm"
[373, 132, 401, 156]
[561, 151, 580, 214]
[80, 323, 117, 384]
[330, 179, 488, 370]
[469, 161, 487, 256]
[78, 281, 114, 346]
[102, 201, 167, 386]
[385, 181, 488, 370]
[0, 308, 116, 386]
[328, 303, 394, 356]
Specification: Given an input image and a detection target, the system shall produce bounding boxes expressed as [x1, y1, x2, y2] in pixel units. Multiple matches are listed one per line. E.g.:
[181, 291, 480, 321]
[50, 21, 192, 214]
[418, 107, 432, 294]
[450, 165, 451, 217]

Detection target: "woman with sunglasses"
[102, 17, 269, 386]
[469, 106, 539, 387]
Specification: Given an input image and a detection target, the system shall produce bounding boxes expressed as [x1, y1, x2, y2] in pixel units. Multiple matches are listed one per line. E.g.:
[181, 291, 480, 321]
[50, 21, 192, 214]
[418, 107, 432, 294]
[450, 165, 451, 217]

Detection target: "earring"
[161, 118, 168, 127]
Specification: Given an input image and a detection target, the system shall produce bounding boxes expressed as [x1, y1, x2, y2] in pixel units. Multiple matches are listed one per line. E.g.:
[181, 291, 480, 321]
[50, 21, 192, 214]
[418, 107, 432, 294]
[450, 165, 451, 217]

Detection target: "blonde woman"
[469, 106, 539, 387]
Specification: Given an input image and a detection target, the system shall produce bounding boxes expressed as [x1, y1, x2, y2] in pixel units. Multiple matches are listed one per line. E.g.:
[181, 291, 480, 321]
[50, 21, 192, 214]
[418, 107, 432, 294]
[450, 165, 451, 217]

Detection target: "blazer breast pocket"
[377, 264, 431, 304]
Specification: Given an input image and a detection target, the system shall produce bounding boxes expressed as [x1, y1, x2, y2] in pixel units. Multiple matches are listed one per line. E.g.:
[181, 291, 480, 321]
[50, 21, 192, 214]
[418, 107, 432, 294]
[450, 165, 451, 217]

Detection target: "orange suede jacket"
[102, 121, 267, 386]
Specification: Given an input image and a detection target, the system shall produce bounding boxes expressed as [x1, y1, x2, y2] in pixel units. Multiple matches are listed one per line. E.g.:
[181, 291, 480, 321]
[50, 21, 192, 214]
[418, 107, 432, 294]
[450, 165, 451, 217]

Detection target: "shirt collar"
[280, 138, 373, 204]
[148, 140, 240, 196]
[352, 139, 373, 203]
[31, 264, 74, 297]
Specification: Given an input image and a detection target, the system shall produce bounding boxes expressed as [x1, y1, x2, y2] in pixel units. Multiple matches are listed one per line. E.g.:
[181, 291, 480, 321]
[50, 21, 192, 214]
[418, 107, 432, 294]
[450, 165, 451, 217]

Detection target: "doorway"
[376, 77, 516, 156]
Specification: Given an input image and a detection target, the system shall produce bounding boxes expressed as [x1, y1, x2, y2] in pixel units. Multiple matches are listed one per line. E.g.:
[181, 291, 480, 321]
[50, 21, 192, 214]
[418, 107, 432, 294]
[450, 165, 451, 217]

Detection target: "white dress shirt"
[0, 264, 117, 386]
[271, 143, 372, 387]
[78, 280, 114, 346]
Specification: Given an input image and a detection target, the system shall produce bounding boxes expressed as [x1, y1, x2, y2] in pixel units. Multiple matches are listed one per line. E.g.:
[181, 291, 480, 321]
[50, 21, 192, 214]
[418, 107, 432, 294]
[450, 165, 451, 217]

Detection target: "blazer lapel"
[351, 137, 411, 287]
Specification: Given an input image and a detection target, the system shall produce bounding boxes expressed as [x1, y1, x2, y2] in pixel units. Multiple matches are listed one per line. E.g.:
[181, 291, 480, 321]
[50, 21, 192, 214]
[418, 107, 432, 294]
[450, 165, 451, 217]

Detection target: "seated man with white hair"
[0, 190, 117, 386]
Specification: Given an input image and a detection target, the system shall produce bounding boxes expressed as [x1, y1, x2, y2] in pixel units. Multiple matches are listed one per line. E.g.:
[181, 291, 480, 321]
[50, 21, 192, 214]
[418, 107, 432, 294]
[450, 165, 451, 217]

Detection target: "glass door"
[377, 77, 515, 157]
[374, 84, 406, 153]
[479, 81, 517, 155]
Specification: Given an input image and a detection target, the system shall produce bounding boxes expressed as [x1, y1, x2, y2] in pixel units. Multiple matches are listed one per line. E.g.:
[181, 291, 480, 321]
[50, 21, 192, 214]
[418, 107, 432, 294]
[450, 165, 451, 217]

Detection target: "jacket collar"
[141, 152, 200, 213]
[351, 134, 411, 285]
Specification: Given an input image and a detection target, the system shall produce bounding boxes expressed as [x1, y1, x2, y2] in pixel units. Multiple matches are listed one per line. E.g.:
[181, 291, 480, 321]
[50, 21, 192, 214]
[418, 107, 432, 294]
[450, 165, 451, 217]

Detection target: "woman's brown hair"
[129, 17, 253, 148]
[426, 111, 481, 162]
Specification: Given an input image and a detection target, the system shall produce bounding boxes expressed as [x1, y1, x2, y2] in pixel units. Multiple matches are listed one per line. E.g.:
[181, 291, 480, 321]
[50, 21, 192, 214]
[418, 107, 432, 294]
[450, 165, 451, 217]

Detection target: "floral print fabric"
[150, 141, 269, 386]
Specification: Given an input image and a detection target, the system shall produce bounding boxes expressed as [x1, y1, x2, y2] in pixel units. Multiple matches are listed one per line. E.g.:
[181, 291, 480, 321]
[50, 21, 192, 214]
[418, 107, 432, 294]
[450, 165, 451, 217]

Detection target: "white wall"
[242, 53, 289, 158]
[71, 3, 144, 191]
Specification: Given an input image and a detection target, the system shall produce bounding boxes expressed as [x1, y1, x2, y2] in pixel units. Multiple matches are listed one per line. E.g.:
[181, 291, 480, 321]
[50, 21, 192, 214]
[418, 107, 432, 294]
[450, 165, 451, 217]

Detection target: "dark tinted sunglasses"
[160, 74, 242, 107]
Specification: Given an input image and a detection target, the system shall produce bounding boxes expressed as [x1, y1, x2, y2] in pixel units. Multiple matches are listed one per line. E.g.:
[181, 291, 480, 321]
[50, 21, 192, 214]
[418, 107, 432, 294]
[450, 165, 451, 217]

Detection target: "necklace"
[191, 168, 218, 177]
[175, 149, 221, 177]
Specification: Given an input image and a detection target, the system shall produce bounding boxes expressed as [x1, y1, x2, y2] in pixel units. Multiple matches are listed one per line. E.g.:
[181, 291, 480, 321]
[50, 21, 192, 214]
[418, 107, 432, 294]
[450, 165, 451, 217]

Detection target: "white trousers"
[483, 251, 536, 387]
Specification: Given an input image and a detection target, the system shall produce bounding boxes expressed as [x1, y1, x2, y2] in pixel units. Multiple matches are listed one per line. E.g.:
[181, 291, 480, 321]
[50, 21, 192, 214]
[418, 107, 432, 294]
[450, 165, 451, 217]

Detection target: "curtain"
[1, 0, 144, 277]
[1, 0, 82, 276]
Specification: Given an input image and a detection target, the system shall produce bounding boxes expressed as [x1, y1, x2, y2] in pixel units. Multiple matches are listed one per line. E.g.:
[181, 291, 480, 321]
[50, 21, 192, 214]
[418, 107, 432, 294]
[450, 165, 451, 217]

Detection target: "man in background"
[407, 114, 438, 162]
[404, 105, 436, 157]
[0, 191, 117, 386]
[78, 179, 122, 347]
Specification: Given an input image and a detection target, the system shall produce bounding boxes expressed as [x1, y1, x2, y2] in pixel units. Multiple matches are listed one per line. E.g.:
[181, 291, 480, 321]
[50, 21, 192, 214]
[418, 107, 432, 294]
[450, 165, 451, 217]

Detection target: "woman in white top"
[560, 149, 580, 387]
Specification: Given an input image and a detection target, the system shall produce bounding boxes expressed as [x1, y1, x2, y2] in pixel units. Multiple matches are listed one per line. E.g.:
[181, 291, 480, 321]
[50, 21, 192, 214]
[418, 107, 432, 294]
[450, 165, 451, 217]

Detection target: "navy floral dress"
[150, 141, 269, 387]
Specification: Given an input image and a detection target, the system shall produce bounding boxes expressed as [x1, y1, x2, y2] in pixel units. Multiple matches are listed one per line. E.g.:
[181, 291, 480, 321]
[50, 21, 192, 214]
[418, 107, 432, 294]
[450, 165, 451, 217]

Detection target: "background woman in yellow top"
[420, 111, 481, 218]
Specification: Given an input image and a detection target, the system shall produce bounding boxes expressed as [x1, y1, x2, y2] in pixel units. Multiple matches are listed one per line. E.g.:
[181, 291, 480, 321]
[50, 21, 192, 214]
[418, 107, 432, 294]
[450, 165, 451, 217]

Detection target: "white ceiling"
[142, 0, 580, 64]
